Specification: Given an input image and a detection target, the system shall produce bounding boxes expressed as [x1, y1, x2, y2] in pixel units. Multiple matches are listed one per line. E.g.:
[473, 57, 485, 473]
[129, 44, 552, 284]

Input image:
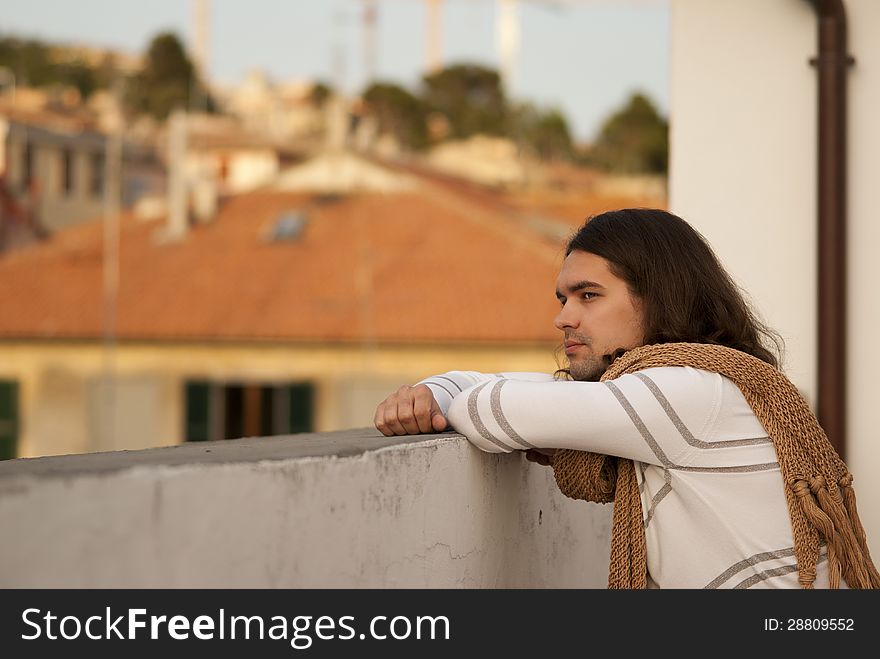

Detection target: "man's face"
[554, 250, 646, 381]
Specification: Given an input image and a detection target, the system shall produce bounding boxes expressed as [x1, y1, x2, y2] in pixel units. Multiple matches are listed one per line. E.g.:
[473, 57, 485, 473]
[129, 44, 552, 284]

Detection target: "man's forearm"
[416, 371, 555, 417]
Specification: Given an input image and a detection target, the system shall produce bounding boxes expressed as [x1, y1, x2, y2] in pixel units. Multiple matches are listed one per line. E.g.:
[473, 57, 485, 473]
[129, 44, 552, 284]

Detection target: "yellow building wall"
[0, 340, 559, 458]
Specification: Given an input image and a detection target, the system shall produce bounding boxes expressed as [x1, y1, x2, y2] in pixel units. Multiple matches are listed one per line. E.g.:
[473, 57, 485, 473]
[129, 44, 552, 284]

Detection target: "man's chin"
[568, 357, 605, 382]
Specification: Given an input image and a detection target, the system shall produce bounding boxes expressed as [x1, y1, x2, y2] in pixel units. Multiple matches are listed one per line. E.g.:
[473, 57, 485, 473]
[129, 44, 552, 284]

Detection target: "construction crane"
[362, 0, 379, 82]
[193, 0, 210, 83]
[359, 0, 443, 81]
[497, 0, 557, 96]
[495, 0, 665, 96]
[426, 0, 443, 74]
[358, 0, 663, 89]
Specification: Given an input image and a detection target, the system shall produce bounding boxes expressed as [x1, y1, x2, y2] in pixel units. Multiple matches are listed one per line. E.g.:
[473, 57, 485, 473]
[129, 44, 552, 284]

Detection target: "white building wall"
[844, 0, 880, 565]
[670, 0, 880, 554]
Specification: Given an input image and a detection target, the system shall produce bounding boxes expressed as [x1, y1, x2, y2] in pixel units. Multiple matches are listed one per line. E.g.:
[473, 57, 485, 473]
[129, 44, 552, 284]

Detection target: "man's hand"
[524, 448, 557, 466]
[374, 384, 448, 436]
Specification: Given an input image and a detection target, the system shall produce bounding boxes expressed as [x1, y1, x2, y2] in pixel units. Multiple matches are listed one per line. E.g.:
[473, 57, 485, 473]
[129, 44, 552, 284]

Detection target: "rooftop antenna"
[426, 0, 443, 74]
[101, 75, 124, 451]
[496, 0, 520, 96]
[332, 7, 349, 94]
[362, 0, 378, 84]
[189, 0, 211, 112]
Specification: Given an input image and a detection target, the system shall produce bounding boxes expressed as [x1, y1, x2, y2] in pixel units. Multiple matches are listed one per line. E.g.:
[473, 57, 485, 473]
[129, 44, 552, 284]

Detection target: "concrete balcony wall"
[0, 429, 612, 587]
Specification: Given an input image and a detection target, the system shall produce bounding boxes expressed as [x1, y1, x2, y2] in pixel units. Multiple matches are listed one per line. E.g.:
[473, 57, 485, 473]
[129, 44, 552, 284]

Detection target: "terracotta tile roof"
[0, 185, 571, 344]
[509, 190, 669, 231]
[382, 158, 666, 244]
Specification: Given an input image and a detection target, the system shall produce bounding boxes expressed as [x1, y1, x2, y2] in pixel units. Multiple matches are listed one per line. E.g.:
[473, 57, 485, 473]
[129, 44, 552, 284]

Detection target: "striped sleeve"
[446, 366, 722, 464]
[416, 371, 555, 417]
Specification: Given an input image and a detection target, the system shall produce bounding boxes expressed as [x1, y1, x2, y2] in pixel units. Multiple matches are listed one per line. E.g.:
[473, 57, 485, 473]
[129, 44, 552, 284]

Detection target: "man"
[374, 209, 879, 589]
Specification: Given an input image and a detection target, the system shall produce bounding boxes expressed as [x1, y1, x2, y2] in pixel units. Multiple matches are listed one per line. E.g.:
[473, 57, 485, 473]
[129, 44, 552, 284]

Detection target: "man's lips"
[564, 341, 586, 354]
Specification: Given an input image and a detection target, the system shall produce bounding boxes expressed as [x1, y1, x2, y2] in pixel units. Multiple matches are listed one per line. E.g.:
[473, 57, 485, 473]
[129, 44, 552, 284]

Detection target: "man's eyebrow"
[555, 280, 607, 298]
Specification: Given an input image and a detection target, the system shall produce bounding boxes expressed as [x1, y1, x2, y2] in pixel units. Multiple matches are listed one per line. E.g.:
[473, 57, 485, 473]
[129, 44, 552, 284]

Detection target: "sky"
[0, 0, 670, 143]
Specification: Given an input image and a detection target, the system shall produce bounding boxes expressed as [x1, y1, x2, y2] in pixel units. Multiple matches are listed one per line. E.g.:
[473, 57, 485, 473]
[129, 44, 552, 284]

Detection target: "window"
[184, 381, 314, 442]
[62, 148, 74, 196]
[23, 142, 34, 189]
[91, 152, 104, 197]
[185, 381, 211, 442]
[0, 380, 18, 461]
[268, 210, 308, 242]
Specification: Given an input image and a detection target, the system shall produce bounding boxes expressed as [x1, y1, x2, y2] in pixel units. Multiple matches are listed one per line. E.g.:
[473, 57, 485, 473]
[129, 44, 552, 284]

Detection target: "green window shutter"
[0, 380, 19, 461]
[185, 381, 211, 441]
[288, 383, 314, 434]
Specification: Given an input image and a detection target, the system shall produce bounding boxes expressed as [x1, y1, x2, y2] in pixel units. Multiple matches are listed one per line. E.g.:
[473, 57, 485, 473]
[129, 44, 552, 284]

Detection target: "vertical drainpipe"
[805, 0, 853, 458]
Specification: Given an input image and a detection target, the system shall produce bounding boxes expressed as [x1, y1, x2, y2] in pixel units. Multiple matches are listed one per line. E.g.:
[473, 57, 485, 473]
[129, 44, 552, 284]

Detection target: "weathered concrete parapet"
[0, 429, 612, 587]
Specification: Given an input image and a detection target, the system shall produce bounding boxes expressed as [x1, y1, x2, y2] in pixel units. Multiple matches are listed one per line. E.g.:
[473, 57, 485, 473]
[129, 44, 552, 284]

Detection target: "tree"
[421, 64, 508, 139]
[363, 81, 429, 150]
[0, 37, 53, 87]
[126, 32, 212, 119]
[309, 81, 333, 108]
[357, 64, 578, 160]
[0, 37, 98, 99]
[55, 60, 98, 99]
[511, 103, 573, 161]
[585, 92, 668, 174]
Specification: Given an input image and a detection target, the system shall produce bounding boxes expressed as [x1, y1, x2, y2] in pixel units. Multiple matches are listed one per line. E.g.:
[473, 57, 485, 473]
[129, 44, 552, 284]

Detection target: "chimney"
[192, 164, 218, 224]
[0, 117, 9, 175]
[324, 95, 349, 152]
[354, 113, 378, 153]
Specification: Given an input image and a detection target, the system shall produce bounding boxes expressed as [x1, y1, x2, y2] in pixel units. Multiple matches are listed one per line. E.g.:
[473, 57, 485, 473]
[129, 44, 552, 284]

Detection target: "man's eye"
[583, 292, 598, 300]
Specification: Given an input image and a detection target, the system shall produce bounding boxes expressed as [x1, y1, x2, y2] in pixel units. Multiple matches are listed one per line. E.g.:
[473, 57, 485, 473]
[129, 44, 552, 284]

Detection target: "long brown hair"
[555, 208, 784, 377]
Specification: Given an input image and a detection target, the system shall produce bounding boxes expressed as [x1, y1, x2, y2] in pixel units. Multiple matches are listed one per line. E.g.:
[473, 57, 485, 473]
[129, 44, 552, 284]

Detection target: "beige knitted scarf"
[551, 342, 880, 589]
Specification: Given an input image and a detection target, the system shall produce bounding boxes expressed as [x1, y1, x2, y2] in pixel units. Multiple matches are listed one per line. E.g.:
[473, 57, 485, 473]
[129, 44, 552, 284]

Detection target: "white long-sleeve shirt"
[418, 366, 842, 589]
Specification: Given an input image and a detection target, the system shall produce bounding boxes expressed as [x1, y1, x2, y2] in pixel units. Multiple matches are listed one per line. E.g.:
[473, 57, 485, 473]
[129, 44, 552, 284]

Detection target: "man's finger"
[382, 403, 408, 436]
[397, 398, 421, 435]
[391, 385, 421, 435]
[430, 398, 447, 432]
[431, 413, 447, 432]
[412, 388, 435, 434]
[374, 402, 391, 436]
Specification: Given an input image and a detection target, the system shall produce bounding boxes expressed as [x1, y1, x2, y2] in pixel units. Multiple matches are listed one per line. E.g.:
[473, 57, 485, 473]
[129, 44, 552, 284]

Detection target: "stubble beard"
[568, 354, 606, 382]
[568, 343, 636, 381]
[564, 335, 606, 382]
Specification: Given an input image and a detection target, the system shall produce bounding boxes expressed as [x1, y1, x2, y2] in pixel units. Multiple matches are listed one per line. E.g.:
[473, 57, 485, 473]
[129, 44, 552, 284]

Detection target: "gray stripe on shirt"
[704, 547, 796, 589]
[468, 382, 518, 452]
[634, 372, 772, 449]
[489, 380, 536, 449]
[605, 381, 779, 473]
[422, 379, 456, 401]
[734, 553, 828, 589]
[643, 468, 672, 530]
[435, 375, 464, 393]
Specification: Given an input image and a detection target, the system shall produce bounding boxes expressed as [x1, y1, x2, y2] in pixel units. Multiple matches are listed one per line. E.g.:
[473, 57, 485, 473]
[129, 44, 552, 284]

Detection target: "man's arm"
[446, 366, 721, 467]
[374, 371, 555, 437]
[417, 371, 556, 417]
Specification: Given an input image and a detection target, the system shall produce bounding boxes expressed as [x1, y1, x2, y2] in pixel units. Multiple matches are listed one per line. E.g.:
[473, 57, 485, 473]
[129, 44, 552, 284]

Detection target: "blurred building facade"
[216, 70, 325, 143]
[0, 96, 163, 238]
[0, 156, 573, 460]
[0, 42, 670, 470]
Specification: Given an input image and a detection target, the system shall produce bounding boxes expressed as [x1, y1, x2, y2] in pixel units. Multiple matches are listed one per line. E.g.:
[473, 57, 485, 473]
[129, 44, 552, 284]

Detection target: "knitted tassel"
[812, 478, 871, 588]
[826, 541, 841, 590]
[840, 481, 880, 587]
[788, 481, 822, 588]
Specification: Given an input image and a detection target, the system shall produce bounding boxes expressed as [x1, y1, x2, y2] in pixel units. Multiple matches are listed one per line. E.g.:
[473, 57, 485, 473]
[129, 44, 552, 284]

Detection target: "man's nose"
[553, 303, 576, 331]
